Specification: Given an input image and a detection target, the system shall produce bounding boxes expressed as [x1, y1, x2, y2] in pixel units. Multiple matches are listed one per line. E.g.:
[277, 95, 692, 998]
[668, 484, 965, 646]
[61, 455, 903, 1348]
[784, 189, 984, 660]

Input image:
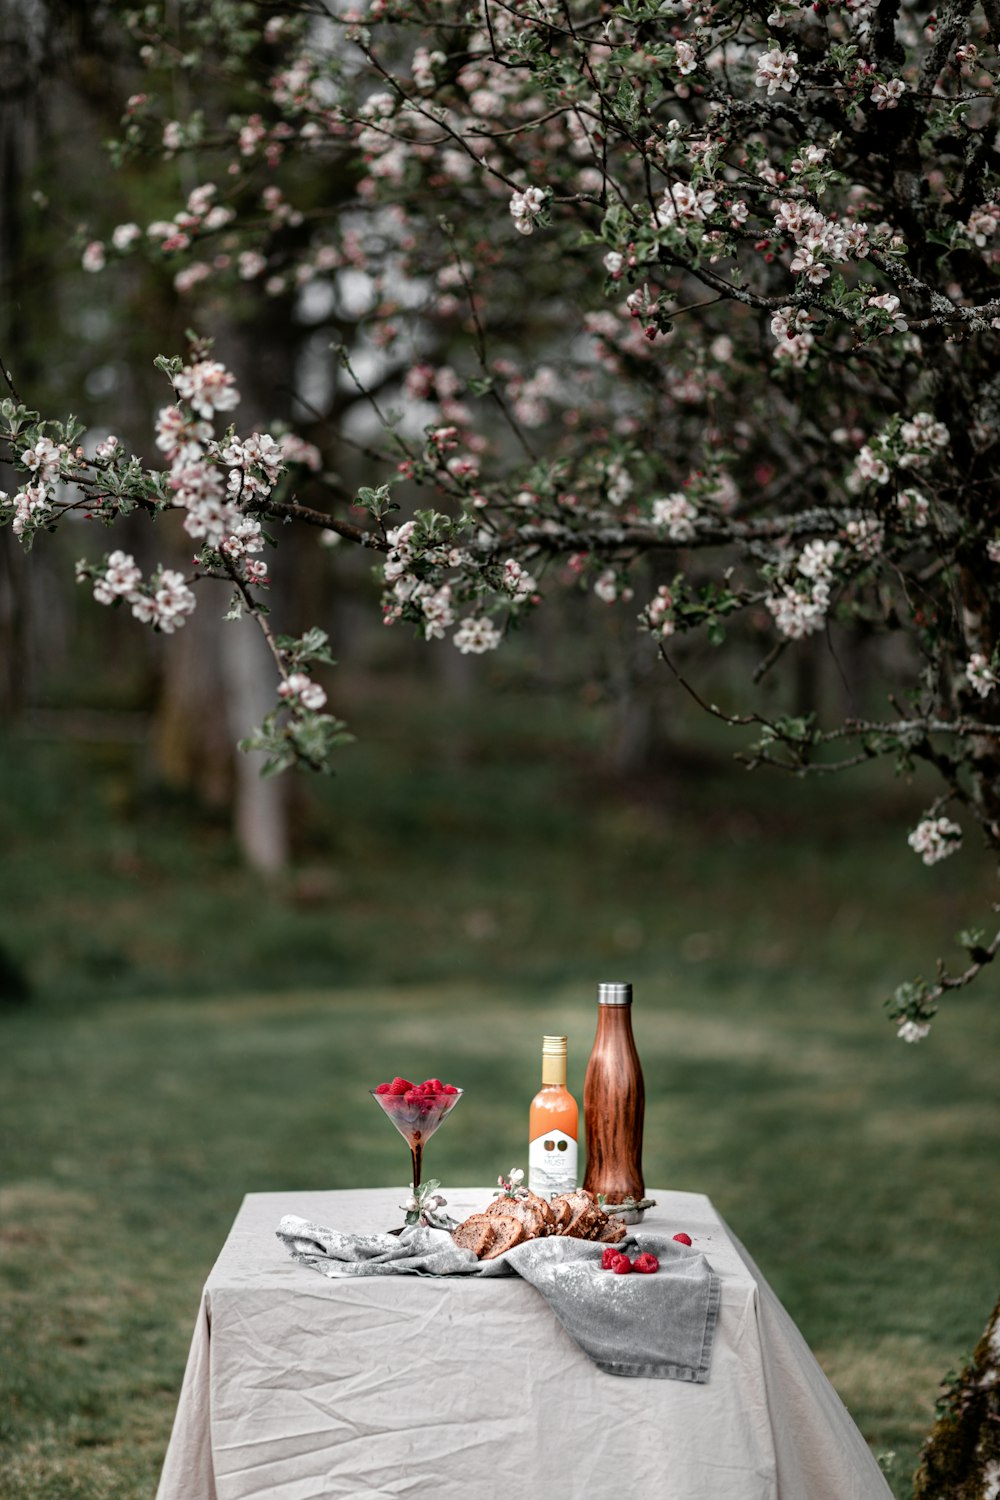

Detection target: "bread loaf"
[452, 1188, 625, 1260]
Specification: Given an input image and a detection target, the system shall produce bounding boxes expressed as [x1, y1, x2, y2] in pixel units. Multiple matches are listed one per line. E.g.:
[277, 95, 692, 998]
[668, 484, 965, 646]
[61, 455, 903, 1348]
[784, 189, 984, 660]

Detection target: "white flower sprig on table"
[400, 1179, 456, 1230]
[493, 1167, 528, 1201]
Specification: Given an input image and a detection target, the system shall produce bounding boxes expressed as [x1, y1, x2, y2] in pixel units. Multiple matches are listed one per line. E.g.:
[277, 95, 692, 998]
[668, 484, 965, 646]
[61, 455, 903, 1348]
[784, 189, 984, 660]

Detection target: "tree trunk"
[913, 1294, 1000, 1499]
[220, 616, 288, 877]
[0, 0, 45, 719]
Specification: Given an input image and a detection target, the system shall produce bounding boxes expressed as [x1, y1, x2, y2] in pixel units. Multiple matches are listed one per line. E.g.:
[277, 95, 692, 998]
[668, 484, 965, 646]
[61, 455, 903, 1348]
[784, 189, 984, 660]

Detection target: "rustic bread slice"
[451, 1213, 497, 1259]
[479, 1212, 530, 1259]
[535, 1196, 557, 1233]
[548, 1196, 575, 1233]
[596, 1215, 628, 1244]
[484, 1191, 549, 1238]
[556, 1189, 604, 1240]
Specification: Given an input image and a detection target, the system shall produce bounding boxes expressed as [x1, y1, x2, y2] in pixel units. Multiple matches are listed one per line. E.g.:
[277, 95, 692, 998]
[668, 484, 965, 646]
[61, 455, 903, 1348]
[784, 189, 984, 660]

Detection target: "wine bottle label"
[528, 1129, 578, 1196]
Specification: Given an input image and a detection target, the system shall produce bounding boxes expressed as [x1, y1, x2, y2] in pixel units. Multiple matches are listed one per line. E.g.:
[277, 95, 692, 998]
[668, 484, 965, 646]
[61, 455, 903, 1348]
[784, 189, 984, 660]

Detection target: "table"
[156, 1188, 893, 1500]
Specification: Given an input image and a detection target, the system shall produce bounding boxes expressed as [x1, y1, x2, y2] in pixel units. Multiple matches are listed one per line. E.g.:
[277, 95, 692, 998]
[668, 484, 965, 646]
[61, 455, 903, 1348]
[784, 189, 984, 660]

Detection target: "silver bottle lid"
[597, 981, 633, 1006]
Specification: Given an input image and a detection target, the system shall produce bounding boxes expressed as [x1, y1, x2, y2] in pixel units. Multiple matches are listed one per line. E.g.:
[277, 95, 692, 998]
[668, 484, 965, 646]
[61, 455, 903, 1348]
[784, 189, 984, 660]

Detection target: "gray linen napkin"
[276, 1214, 719, 1382]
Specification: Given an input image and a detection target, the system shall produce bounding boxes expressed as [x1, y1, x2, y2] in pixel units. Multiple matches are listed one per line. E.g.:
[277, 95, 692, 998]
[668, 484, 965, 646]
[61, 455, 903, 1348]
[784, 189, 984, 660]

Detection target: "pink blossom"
[966, 653, 997, 698]
[93, 551, 143, 605]
[509, 186, 546, 236]
[907, 817, 961, 865]
[453, 617, 502, 653]
[754, 48, 799, 95]
[870, 78, 906, 110]
[279, 671, 327, 709]
[652, 493, 698, 540]
[172, 360, 241, 420]
[111, 223, 142, 252]
[82, 241, 106, 273]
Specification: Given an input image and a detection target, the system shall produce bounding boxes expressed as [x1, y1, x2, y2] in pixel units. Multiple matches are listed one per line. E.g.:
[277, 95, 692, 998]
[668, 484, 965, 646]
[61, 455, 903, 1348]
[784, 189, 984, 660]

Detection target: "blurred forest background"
[1, 7, 998, 1500]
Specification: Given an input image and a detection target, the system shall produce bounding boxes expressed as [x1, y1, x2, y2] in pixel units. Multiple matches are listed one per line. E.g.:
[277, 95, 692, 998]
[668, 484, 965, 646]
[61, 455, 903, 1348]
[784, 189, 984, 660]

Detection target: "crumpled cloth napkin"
[276, 1214, 720, 1382]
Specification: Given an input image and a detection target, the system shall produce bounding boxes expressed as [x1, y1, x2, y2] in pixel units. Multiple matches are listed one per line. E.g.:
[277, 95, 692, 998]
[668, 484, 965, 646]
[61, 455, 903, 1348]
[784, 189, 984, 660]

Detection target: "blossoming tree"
[3, 2, 1000, 1480]
[7, 0, 1000, 1034]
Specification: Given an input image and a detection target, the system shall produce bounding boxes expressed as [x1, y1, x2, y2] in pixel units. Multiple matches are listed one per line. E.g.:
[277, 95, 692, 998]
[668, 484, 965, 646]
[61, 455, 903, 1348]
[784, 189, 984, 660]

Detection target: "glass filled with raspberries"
[371, 1077, 463, 1192]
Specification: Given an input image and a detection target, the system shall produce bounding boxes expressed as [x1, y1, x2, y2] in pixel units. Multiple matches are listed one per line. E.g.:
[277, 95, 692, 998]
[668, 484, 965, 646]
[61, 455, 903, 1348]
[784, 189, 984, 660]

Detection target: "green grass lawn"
[0, 685, 998, 1498]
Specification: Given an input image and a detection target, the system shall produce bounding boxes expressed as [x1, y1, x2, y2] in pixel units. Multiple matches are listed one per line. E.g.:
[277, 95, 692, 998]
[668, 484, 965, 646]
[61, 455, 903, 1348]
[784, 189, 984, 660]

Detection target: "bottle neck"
[541, 1054, 567, 1087]
[596, 1002, 634, 1032]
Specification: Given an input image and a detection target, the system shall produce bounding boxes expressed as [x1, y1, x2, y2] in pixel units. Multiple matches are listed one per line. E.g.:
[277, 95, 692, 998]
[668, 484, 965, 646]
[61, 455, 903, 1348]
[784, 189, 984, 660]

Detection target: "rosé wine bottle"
[528, 1035, 579, 1197]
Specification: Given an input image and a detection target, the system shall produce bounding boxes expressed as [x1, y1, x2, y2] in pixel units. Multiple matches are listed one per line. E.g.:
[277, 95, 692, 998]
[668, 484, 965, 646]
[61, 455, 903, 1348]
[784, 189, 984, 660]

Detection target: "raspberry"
[441, 1083, 459, 1094]
[422, 1077, 445, 1093]
[612, 1254, 632, 1274]
[374, 1082, 392, 1095]
[672, 1232, 693, 1246]
[403, 1088, 423, 1104]
[388, 1077, 413, 1095]
[601, 1246, 620, 1270]
[633, 1252, 659, 1274]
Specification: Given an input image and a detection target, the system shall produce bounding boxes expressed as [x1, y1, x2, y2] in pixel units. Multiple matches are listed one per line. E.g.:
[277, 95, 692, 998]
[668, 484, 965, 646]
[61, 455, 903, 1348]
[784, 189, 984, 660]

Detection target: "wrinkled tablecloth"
[276, 1213, 720, 1381]
[156, 1188, 895, 1500]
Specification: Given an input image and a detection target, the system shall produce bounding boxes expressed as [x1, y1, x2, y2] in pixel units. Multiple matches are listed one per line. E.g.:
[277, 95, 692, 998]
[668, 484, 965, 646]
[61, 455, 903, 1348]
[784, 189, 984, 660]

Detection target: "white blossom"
[797, 539, 839, 579]
[965, 205, 1000, 248]
[131, 569, 197, 634]
[870, 78, 906, 110]
[897, 1020, 931, 1043]
[966, 653, 998, 698]
[420, 584, 455, 640]
[509, 186, 546, 236]
[81, 241, 106, 273]
[93, 551, 142, 605]
[502, 559, 536, 599]
[279, 671, 327, 710]
[155, 405, 212, 461]
[656, 181, 717, 228]
[111, 223, 142, 251]
[21, 436, 64, 482]
[674, 40, 697, 74]
[10, 484, 51, 538]
[172, 359, 241, 420]
[453, 616, 502, 653]
[896, 488, 929, 527]
[854, 445, 890, 486]
[844, 517, 884, 559]
[900, 411, 949, 453]
[754, 48, 799, 96]
[221, 432, 285, 487]
[646, 585, 675, 637]
[652, 492, 698, 541]
[279, 433, 322, 471]
[766, 579, 830, 639]
[606, 460, 633, 506]
[907, 817, 962, 865]
[867, 292, 908, 332]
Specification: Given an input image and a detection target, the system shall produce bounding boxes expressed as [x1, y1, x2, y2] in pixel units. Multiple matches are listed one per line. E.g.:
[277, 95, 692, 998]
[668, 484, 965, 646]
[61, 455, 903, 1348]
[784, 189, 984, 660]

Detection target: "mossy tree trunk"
[913, 1294, 1000, 1500]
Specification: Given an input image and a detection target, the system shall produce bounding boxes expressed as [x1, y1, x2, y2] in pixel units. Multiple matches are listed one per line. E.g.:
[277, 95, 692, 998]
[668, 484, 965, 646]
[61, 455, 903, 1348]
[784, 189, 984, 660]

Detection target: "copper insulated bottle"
[582, 981, 645, 1202]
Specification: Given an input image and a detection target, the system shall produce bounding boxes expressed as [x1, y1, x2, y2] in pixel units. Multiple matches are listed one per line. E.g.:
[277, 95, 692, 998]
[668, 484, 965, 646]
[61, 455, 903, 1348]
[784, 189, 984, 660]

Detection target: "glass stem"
[410, 1140, 423, 1194]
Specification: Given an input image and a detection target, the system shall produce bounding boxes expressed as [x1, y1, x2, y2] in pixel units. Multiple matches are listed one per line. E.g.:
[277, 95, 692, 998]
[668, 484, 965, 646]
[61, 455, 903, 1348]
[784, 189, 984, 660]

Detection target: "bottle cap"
[542, 1035, 567, 1055]
[597, 981, 632, 1006]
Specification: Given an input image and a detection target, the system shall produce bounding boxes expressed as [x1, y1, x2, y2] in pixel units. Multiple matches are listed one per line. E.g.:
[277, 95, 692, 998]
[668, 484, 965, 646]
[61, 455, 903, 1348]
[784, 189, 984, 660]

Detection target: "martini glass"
[370, 1086, 463, 1195]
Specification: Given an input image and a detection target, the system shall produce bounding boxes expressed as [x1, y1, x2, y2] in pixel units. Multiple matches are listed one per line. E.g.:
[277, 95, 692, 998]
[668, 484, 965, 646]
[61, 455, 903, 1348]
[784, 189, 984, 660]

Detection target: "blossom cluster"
[7, 0, 1000, 1026]
[81, 551, 197, 634]
[381, 519, 536, 654]
[153, 359, 283, 571]
[765, 540, 840, 640]
[907, 817, 963, 866]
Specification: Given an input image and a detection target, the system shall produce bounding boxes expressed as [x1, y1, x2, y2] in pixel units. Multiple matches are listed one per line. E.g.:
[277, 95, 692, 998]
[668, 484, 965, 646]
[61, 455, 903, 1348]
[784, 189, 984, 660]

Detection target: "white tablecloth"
[156, 1188, 893, 1500]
